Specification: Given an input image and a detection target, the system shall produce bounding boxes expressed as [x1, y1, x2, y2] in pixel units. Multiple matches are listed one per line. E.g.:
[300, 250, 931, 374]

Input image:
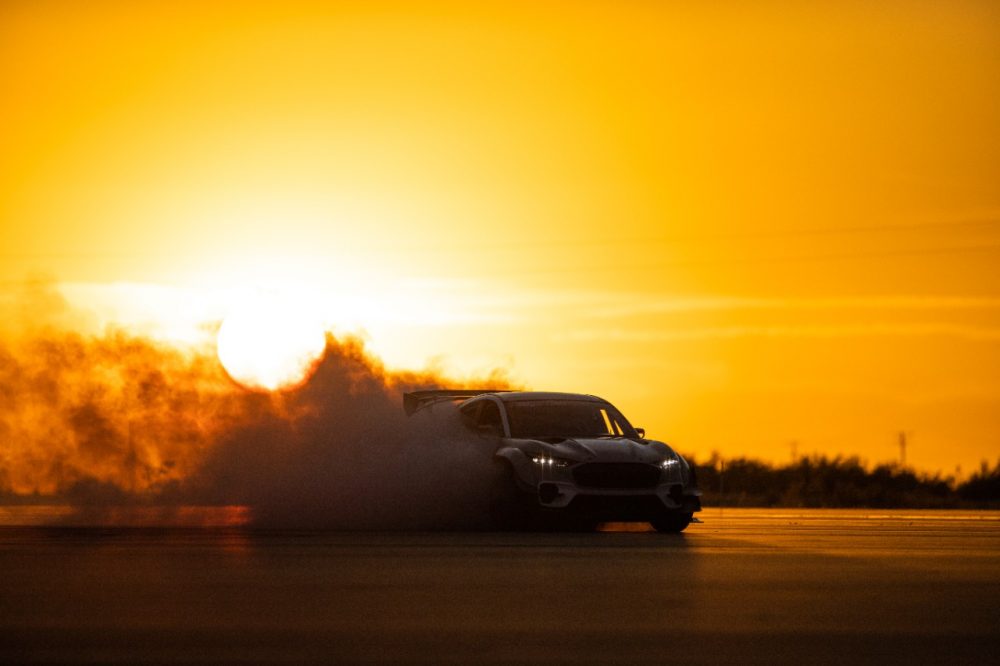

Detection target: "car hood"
[510, 436, 675, 464]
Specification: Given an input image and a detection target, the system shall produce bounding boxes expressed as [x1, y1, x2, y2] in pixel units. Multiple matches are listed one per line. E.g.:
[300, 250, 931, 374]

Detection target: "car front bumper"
[533, 480, 701, 514]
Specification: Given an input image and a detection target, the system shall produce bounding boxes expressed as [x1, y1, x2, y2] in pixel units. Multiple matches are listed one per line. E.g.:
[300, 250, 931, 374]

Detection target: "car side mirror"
[635, 427, 646, 439]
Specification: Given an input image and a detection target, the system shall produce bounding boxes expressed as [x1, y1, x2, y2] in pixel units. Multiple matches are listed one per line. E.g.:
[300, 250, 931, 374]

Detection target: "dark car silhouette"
[404, 390, 701, 532]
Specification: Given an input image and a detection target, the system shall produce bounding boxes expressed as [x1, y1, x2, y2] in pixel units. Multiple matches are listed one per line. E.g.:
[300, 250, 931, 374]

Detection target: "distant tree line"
[685, 454, 1000, 509]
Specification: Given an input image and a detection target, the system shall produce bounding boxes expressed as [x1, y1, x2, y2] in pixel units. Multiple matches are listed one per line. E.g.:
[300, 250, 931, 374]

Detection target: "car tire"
[489, 459, 536, 531]
[650, 511, 693, 533]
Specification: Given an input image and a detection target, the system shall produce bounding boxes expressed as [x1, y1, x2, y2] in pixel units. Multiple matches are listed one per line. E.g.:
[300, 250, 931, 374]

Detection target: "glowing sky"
[2, 0, 999, 475]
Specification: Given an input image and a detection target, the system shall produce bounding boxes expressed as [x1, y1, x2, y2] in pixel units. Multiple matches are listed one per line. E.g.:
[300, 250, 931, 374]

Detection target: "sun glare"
[216, 296, 327, 391]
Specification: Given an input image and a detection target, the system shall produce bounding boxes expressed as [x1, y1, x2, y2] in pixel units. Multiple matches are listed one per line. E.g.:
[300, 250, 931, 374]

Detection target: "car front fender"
[495, 447, 537, 490]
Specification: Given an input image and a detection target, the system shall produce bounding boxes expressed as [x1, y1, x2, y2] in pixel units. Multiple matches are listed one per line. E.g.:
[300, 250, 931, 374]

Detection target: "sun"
[216, 296, 327, 391]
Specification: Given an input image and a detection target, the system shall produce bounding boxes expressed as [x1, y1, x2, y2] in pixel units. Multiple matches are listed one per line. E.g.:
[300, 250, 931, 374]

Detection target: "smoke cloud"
[0, 281, 511, 528]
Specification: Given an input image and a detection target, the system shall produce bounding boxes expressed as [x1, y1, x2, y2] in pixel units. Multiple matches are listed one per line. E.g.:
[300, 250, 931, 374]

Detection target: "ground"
[1, 509, 998, 664]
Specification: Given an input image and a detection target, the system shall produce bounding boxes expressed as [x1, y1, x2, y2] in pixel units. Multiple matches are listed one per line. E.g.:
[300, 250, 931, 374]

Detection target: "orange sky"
[2, 0, 999, 476]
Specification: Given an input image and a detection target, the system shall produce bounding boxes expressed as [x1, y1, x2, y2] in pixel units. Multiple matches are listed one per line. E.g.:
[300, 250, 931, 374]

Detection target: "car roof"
[488, 391, 607, 403]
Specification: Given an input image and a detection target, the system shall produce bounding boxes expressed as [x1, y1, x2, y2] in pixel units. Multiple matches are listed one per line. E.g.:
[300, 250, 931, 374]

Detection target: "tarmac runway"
[1, 509, 998, 664]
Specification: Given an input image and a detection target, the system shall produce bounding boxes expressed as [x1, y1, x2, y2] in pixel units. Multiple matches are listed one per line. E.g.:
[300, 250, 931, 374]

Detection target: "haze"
[2, 0, 999, 476]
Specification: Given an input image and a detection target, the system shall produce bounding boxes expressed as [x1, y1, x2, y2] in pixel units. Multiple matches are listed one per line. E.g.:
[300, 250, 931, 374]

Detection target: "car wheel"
[650, 511, 693, 533]
[489, 459, 536, 531]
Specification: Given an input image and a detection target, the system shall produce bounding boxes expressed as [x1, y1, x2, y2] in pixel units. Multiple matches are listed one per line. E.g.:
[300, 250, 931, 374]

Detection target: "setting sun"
[1, 0, 998, 473]
[2, 2, 999, 660]
[216, 296, 327, 391]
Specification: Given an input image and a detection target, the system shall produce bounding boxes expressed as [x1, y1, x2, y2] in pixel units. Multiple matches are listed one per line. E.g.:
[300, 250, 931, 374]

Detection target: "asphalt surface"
[1, 509, 998, 664]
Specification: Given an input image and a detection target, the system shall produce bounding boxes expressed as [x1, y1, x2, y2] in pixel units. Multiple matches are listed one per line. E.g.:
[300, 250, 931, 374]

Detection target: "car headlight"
[660, 458, 680, 469]
[531, 456, 573, 468]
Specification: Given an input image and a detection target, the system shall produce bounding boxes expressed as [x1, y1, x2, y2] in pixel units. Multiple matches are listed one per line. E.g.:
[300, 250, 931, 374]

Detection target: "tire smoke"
[0, 283, 510, 528]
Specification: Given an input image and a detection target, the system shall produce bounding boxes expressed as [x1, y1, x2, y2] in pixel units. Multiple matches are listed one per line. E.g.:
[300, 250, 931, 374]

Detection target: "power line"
[2, 217, 998, 258]
[365, 216, 1000, 253]
[4, 240, 1000, 286]
[416, 241, 1000, 280]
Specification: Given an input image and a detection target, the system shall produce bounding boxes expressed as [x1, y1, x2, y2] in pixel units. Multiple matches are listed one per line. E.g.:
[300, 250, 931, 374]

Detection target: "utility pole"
[718, 459, 725, 517]
[898, 431, 907, 467]
[790, 440, 799, 463]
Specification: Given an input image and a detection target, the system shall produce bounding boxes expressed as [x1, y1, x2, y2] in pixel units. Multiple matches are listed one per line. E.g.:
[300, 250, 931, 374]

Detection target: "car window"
[477, 401, 504, 436]
[459, 401, 481, 429]
[460, 402, 480, 419]
[602, 408, 625, 436]
[506, 400, 638, 439]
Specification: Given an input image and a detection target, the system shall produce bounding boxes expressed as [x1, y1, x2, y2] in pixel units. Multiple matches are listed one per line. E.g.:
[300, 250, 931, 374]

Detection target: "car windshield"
[505, 400, 638, 439]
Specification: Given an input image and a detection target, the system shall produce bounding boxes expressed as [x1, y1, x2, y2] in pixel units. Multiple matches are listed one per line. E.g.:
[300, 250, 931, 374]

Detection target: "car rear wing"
[402, 389, 509, 416]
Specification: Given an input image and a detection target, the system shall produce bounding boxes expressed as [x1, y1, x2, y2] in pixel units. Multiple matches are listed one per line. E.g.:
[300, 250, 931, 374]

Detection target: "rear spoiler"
[403, 389, 509, 416]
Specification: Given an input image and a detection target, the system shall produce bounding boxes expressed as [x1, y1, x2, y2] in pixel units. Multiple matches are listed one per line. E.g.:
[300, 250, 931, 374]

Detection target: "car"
[403, 389, 701, 532]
